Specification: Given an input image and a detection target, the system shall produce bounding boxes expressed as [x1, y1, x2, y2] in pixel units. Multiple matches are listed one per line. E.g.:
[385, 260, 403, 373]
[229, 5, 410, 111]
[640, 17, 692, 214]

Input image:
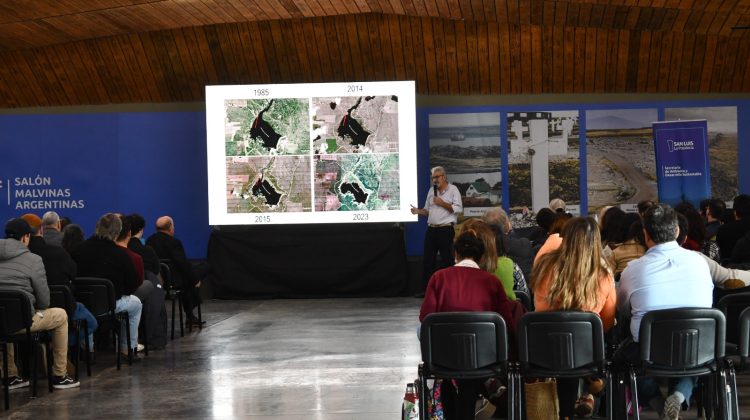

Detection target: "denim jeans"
[115, 295, 142, 351]
[70, 302, 98, 351]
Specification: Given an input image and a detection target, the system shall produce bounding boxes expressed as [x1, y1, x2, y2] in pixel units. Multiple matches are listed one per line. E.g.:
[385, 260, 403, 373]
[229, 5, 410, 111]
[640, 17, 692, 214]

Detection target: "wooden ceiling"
[1, 0, 750, 108]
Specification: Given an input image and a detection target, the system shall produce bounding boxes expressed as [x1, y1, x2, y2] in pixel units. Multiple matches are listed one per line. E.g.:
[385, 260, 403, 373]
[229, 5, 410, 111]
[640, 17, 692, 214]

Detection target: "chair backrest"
[159, 261, 175, 290]
[73, 277, 116, 316]
[517, 311, 605, 374]
[716, 292, 750, 345]
[49, 284, 76, 315]
[740, 307, 750, 361]
[514, 290, 532, 311]
[639, 307, 725, 369]
[0, 290, 33, 335]
[420, 312, 508, 378]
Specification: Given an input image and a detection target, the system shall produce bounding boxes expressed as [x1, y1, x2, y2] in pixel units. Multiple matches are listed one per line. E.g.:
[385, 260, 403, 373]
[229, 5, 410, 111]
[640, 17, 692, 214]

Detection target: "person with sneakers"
[71, 213, 143, 359]
[617, 204, 714, 420]
[146, 216, 204, 326]
[21, 213, 98, 362]
[0, 218, 79, 389]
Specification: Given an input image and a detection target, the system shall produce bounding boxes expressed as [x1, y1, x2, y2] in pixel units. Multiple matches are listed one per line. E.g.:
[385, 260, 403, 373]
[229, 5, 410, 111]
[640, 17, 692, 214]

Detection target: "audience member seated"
[599, 206, 627, 263]
[419, 230, 523, 420]
[675, 202, 720, 262]
[701, 198, 725, 240]
[607, 213, 646, 278]
[0, 218, 79, 389]
[460, 219, 528, 300]
[483, 207, 533, 282]
[21, 213, 98, 358]
[675, 213, 750, 301]
[534, 212, 572, 263]
[71, 213, 142, 359]
[528, 207, 556, 248]
[126, 213, 161, 278]
[116, 214, 168, 349]
[41, 211, 64, 247]
[531, 217, 616, 417]
[718, 194, 750, 260]
[549, 197, 566, 213]
[61, 224, 85, 255]
[617, 203, 713, 420]
[147, 216, 204, 326]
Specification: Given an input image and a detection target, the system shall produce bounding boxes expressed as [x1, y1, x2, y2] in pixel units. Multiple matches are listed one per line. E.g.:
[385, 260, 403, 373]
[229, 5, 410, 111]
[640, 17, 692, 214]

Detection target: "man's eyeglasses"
[431, 175, 443, 180]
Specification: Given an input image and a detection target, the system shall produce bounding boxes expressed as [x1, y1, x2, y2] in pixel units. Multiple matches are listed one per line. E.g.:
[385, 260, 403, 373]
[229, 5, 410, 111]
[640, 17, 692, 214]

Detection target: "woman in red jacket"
[420, 229, 522, 420]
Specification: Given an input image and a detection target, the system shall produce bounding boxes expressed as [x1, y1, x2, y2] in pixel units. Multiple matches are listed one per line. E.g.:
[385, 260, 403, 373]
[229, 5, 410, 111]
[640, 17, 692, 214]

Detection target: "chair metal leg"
[605, 368, 614, 420]
[115, 313, 121, 371]
[197, 304, 202, 330]
[170, 296, 176, 340]
[30, 341, 37, 398]
[178, 296, 184, 337]
[727, 362, 739, 420]
[73, 321, 80, 382]
[83, 320, 91, 377]
[142, 304, 148, 356]
[45, 341, 52, 393]
[629, 368, 640, 420]
[122, 313, 132, 366]
[3, 343, 9, 410]
[417, 365, 426, 420]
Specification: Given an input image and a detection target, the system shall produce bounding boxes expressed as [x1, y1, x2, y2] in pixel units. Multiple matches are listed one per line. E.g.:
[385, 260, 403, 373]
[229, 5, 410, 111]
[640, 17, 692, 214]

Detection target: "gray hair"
[95, 213, 122, 241]
[430, 166, 447, 180]
[483, 207, 511, 234]
[42, 211, 60, 227]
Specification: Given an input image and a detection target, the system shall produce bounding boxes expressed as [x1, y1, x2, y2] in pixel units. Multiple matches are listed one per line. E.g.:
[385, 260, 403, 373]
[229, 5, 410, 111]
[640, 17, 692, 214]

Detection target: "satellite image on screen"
[226, 155, 312, 213]
[225, 98, 310, 156]
[312, 95, 399, 154]
[314, 153, 400, 211]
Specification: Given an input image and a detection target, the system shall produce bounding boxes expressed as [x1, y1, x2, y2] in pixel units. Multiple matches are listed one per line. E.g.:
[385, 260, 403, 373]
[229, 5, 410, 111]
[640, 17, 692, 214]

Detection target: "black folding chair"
[513, 290, 532, 311]
[418, 312, 515, 420]
[716, 292, 750, 352]
[626, 308, 735, 420]
[72, 277, 132, 369]
[0, 290, 53, 410]
[740, 307, 750, 372]
[49, 284, 90, 379]
[159, 262, 184, 339]
[515, 311, 612, 419]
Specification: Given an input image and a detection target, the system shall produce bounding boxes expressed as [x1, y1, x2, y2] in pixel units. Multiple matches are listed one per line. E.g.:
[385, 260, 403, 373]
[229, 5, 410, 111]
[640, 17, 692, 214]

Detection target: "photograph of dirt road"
[664, 106, 738, 202]
[586, 108, 658, 213]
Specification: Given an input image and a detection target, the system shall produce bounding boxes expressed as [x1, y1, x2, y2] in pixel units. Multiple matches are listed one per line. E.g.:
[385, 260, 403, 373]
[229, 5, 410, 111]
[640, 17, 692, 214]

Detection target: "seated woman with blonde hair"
[531, 216, 616, 418]
[458, 218, 529, 300]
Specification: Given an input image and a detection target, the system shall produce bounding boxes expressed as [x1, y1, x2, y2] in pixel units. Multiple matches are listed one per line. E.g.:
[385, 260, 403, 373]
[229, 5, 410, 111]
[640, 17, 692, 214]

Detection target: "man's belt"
[428, 223, 454, 228]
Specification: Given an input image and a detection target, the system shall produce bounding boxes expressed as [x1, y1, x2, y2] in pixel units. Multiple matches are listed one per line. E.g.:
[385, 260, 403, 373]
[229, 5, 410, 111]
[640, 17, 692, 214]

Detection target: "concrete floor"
[3, 298, 749, 419]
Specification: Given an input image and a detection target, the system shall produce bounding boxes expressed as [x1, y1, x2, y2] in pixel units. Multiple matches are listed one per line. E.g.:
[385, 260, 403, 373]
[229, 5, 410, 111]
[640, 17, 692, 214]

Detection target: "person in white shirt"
[410, 166, 463, 297]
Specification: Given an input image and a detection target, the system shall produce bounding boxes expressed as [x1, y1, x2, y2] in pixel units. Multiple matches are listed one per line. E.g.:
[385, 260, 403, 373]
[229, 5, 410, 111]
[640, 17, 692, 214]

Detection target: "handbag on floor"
[426, 379, 446, 420]
[524, 378, 559, 420]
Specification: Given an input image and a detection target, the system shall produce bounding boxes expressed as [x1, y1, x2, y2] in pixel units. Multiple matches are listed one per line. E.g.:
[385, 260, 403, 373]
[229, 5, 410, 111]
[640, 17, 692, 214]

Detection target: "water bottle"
[402, 383, 417, 420]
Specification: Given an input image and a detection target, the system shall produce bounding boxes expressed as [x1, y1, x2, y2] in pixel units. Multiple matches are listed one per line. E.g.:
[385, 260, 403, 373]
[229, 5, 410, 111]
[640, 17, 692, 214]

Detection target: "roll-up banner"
[652, 120, 710, 207]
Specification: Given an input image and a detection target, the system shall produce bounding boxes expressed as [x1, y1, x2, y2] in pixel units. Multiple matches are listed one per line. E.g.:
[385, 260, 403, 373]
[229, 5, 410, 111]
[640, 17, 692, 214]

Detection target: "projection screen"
[206, 81, 417, 225]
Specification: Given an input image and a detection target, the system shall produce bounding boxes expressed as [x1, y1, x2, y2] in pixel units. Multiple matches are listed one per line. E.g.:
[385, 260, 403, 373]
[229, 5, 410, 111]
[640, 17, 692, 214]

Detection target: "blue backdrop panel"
[0, 112, 209, 258]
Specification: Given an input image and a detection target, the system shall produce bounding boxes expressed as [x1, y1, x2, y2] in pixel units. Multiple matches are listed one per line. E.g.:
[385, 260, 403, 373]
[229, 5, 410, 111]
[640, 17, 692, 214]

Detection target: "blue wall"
[0, 112, 209, 258]
[1, 99, 748, 258]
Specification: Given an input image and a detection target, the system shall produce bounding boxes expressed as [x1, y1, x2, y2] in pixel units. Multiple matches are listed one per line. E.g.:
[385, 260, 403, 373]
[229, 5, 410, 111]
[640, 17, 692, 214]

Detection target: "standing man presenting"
[411, 166, 463, 297]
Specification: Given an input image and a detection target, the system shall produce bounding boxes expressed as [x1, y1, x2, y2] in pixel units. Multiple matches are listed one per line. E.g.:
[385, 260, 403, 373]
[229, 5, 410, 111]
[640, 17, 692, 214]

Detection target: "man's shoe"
[661, 393, 681, 420]
[52, 375, 80, 389]
[4, 376, 29, 390]
[136, 343, 145, 352]
[186, 317, 205, 326]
